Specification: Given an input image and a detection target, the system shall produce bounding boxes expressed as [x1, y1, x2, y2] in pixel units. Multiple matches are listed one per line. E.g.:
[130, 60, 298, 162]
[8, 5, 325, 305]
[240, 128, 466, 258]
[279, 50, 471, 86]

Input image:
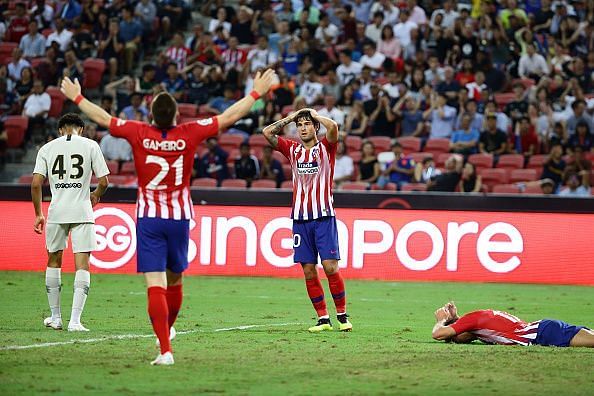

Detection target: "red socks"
[148, 287, 171, 354]
[305, 277, 328, 317]
[166, 284, 183, 328]
[327, 272, 346, 315]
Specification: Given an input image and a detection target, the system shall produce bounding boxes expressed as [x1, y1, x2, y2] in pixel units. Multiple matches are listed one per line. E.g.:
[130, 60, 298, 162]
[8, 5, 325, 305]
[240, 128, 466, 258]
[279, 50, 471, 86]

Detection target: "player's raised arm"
[217, 69, 277, 131]
[432, 305, 457, 341]
[307, 108, 339, 143]
[60, 77, 112, 129]
[262, 113, 296, 148]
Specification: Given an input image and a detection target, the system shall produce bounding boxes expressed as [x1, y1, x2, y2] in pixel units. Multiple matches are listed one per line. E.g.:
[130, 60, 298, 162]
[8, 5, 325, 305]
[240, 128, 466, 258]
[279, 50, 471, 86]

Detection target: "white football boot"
[150, 351, 174, 366]
[156, 326, 176, 346]
[68, 323, 90, 332]
[43, 317, 63, 330]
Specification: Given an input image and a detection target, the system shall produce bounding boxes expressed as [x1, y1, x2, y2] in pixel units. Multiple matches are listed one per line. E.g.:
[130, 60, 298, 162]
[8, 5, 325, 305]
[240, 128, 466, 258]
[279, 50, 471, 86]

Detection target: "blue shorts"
[534, 319, 585, 347]
[292, 216, 340, 265]
[136, 217, 190, 273]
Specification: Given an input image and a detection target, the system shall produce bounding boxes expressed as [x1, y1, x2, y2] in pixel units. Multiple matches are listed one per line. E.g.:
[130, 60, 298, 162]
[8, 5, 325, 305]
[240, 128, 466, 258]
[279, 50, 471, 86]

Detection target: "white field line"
[0, 322, 303, 351]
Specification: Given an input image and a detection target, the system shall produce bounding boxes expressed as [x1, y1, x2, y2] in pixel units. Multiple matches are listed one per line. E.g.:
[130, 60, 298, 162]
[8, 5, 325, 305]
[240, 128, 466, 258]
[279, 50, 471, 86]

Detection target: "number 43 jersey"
[33, 134, 110, 224]
[109, 117, 219, 220]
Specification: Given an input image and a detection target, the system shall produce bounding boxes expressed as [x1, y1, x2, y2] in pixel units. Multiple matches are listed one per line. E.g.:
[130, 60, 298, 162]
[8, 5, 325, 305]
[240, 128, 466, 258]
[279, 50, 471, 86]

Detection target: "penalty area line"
[0, 322, 303, 351]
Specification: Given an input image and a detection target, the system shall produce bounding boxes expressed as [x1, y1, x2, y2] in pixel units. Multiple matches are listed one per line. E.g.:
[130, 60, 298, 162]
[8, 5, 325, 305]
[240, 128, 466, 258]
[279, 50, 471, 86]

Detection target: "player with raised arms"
[32, 113, 110, 332]
[60, 69, 276, 365]
[432, 301, 594, 347]
[262, 108, 352, 333]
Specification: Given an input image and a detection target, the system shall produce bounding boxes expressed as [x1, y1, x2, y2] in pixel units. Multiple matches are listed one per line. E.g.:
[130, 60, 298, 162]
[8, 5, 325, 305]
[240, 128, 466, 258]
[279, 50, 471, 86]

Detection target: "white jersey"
[33, 134, 109, 224]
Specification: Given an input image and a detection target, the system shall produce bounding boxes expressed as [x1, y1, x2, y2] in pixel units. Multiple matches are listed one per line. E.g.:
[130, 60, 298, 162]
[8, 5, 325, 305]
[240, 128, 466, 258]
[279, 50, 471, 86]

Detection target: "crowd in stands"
[1, 0, 594, 196]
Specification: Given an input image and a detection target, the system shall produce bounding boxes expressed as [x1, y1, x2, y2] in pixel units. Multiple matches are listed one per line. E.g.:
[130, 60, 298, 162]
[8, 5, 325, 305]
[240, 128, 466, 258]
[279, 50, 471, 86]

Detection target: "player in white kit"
[32, 113, 110, 331]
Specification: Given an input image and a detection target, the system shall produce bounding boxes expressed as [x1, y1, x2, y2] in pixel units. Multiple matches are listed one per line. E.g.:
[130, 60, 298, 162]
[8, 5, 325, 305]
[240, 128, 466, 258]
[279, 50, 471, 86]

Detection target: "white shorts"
[46, 223, 96, 253]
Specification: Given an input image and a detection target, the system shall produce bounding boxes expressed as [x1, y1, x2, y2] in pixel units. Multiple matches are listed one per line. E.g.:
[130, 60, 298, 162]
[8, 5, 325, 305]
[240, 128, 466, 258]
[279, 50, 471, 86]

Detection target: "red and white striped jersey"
[276, 137, 337, 220]
[165, 45, 192, 70]
[109, 116, 219, 220]
[221, 48, 247, 72]
[450, 310, 540, 346]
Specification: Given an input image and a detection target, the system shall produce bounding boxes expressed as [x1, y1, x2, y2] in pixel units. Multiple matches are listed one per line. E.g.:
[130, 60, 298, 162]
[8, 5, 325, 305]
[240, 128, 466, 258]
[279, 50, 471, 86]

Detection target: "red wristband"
[249, 90, 260, 101]
[74, 94, 84, 105]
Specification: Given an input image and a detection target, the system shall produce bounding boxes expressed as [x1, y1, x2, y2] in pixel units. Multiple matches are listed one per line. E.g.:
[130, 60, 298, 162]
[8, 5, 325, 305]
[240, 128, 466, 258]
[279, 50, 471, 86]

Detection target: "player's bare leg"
[302, 264, 332, 333]
[145, 272, 174, 365]
[44, 251, 63, 330]
[68, 253, 91, 332]
[155, 270, 183, 346]
[322, 260, 352, 332]
[570, 328, 594, 347]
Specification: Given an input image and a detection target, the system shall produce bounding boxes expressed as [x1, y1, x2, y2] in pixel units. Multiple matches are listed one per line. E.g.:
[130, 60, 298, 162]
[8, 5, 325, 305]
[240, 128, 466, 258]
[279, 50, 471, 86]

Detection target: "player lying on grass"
[432, 302, 594, 347]
[61, 70, 276, 365]
[32, 113, 110, 332]
[263, 108, 352, 333]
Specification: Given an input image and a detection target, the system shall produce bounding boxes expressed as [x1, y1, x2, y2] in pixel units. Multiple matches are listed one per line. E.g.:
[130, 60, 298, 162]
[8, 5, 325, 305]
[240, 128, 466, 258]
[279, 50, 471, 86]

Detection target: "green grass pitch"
[1, 271, 594, 395]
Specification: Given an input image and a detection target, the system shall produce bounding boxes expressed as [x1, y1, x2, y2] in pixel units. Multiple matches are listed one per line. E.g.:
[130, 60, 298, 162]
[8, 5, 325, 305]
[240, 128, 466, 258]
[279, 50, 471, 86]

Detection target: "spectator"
[344, 100, 369, 136]
[504, 83, 528, 127]
[119, 6, 143, 74]
[516, 116, 539, 157]
[156, 0, 184, 40]
[231, 6, 255, 45]
[382, 72, 401, 100]
[558, 171, 591, 197]
[205, 86, 236, 114]
[455, 100, 483, 132]
[499, 0, 528, 29]
[281, 39, 301, 78]
[300, 72, 324, 106]
[97, 19, 123, 83]
[318, 96, 346, 131]
[259, 145, 284, 187]
[84, 123, 100, 144]
[377, 25, 401, 60]
[135, 0, 158, 35]
[364, 11, 384, 44]
[380, 142, 415, 189]
[365, 85, 396, 137]
[323, 70, 342, 99]
[332, 141, 354, 187]
[436, 66, 461, 107]
[30, 0, 54, 30]
[315, 11, 340, 46]
[566, 100, 594, 137]
[413, 156, 441, 184]
[451, 114, 480, 156]
[479, 113, 508, 156]
[46, 18, 73, 53]
[246, 36, 278, 74]
[209, 7, 231, 36]
[192, 32, 222, 66]
[430, 0, 458, 29]
[6, 3, 29, 43]
[427, 154, 463, 192]
[393, 8, 417, 48]
[568, 121, 593, 152]
[58, 0, 83, 22]
[518, 43, 549, 80]
[424, 92, 457, 139]
[370, 0, 399, 26]
[22, 79, 50, 144]
[222, 36, 248, 85]
[161, 62, 185, 101]
[184, 64, 209, 105]
[360, 41, 386, 72]
[19, 20, 45, 59]
[541, 143, 566, 189]
[565, 145, 592, 174]
[165, 33, 192, 70]
[15, 67, 34, 104]
[61, 49, 84, 84]
[7, 48, 31, 84]
[71, 21, 95, 60]
[424, 55, 444, 87]
[393, 95, 424, 137]
[357, 141, 380, 184]
[100, 131, 133, 162]
[484, 100, 511, 134]
[119, 92, 148, 121]
[407, 0, 427, 26]
[196, 137, 229, 185]
[458, 162, 482, 193]
[234, 143, 259, 186]
[336, 50, 363, 86]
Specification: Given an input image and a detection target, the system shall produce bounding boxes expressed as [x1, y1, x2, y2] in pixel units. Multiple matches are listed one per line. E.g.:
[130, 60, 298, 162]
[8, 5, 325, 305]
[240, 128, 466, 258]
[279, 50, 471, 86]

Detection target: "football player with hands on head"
[61, 69, 276, 365]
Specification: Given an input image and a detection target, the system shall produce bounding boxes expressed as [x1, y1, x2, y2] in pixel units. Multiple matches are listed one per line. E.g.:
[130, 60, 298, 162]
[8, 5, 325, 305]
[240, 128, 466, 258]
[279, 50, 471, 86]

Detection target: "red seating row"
[191, 178, 293, 190]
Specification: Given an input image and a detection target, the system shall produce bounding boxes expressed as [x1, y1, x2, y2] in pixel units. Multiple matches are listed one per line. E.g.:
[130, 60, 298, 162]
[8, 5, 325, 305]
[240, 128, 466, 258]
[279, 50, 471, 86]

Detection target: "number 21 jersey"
[109, 117, 219, 220]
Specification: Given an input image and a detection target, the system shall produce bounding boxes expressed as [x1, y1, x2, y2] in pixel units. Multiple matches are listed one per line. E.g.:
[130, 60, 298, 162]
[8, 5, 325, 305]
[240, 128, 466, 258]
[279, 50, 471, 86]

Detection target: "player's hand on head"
[434, 306, 450, 322]
[60, 76, 82, 101]
[33, 215, 45, 234]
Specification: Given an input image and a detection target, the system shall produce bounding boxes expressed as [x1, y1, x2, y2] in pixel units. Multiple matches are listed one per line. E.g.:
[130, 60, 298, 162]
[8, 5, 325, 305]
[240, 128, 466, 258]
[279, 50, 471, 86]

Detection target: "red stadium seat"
[370, 182, 396, 191]
[509, 169, 538, 183]
[526, 154, 548, 170]
[109, 175, 133, 186]
[191, 178, 217, 187]
[219, 134, 244, 149]
[0, 42, 17, 64]
[251, 180, 277, 189]
[119, 161, 136, 175]
[280, 180, 293, 190]
[17, 174, 33, 184]
[479, 168, 509, 191]
[282, 164, 292, 180]
[496, 154, 524, 171]
[272, 151, 289, 165]
[177, 103, 197, 118]
[341, 182, 369, 191]
[106, 160, 119, 175]
[435, 153, 454, 168]
[398, 136, 421, 153]
[197, 104, 217, 116]
[408, 152, 433, 164]
[511, 78, 535, 90]
[82, 58, 106, 89]
[4, 116, 28, 148]
[226, 149, 240, 163]
[249, 134, 269, 148]
[423, 138, 450, 155]
[220, 179, 248, 189]
[493, 93, 516, 110]
[345, 135, 362, 152]
[400, 183, 427, 192]
[41, 28, 53, 38]
[368, 136, 392, 153]
[492, 184, 521, 194]
[46, 86, 65, 119]
[350, 151, 362, 164]
[523, 184, 544, 194]
[468, 153, 494, 171]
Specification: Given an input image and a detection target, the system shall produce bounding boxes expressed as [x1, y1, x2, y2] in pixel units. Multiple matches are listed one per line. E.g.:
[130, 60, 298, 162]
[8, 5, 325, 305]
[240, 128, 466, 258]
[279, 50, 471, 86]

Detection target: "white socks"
[70, 270, 90, 325]
[45, 268, 62, 321]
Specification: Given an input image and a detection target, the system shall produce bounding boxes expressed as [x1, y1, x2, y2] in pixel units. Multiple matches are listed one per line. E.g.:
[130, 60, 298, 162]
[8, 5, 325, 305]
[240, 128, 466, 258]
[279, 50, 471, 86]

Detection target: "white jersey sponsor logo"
[142, 139, 187, 151]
